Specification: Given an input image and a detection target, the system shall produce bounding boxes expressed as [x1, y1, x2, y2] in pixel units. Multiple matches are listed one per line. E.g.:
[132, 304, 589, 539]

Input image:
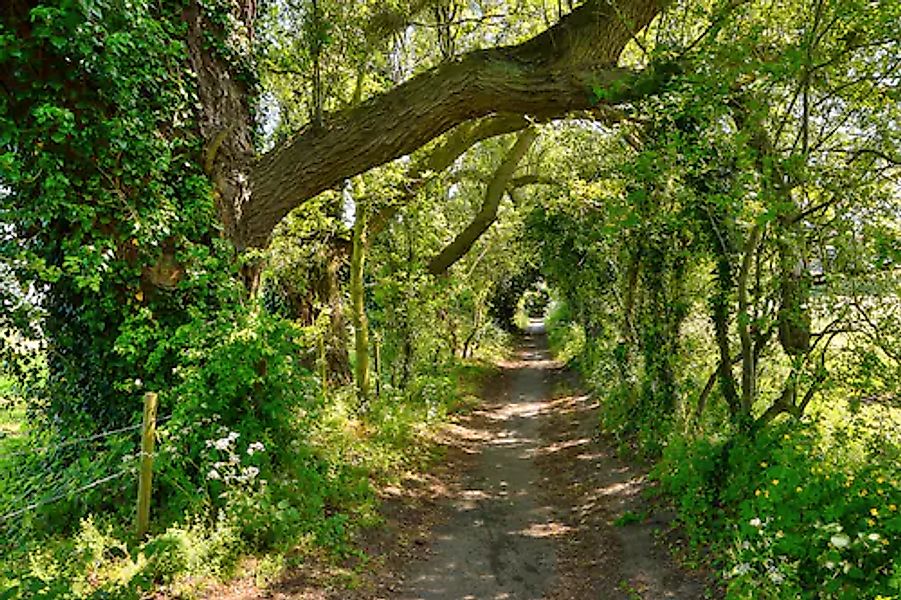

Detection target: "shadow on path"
[399, 322, 559, 600]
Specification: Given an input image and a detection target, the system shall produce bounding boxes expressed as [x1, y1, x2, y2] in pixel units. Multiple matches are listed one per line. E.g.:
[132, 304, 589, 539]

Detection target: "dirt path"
[391, 324, 708, 599]
[396, 329, 560, 599]
[257, 325, 710, 600]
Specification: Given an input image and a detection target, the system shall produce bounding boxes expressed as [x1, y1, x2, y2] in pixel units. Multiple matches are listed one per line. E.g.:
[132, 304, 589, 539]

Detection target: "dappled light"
[1, 0, 899, 597]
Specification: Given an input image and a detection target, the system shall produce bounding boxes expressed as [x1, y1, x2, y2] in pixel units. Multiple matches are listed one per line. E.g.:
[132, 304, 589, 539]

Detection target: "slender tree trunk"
[711, 253, 741, 421]
[617, 243, 641, 382]
[324, 252, 352, 383]
[738, 223, 762, 416]
[427, 128, 538, 275]
[777, 216, 812, 357]
[462, 295, 484, 359]
[351, 201, 371, 405]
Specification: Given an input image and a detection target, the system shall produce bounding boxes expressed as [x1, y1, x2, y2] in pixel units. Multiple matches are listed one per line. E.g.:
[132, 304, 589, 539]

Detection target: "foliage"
[657, 420, 901, 598]
[535, 0, 901, 595]
[1, 0, 241, 431]
[2, 0, 900, 597]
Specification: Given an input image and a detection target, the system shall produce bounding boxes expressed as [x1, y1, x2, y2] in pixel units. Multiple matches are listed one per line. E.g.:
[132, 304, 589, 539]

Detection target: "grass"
[0, 375, 27, 469]
[0, 357, 499, 598]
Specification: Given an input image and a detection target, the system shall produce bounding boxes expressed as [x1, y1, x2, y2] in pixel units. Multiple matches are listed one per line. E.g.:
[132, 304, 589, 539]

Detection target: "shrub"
[657, 422, 901, 598]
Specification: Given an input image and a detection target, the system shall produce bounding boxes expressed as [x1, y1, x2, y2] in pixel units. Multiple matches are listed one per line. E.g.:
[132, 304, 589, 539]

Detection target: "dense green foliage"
[535, 1, 901, 596]
[1, 0, 899, 597]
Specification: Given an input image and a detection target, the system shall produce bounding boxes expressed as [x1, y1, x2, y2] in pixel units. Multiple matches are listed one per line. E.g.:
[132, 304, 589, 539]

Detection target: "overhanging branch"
[427, 128, 539, 276]
[240, 0, 665, 248]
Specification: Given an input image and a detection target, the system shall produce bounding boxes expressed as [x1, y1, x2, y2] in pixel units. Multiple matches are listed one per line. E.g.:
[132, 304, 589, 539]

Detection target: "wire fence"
[0, 415, 171, 462]
[0, 399, 170, 529]
[0, 469, 133, 524]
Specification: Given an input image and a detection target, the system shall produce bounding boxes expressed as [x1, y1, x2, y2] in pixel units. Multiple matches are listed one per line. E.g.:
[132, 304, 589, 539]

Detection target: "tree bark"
[350, 201, 371, 405]
[368, 114, 532, 238]
[240, 0, 665, 248]
[738, 223, 762, 416]
[712, 253, 741, 420]
[427, 129, 538, 275]
[323, 252, 352, 383]
[183, 0, 256, 243]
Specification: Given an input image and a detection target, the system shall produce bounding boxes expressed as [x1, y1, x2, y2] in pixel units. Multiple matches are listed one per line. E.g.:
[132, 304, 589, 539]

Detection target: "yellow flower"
[868, 519, 876, 526]
[795, 486, 802, 493]
[889, 504, 898, 512]
[760, 462, 768, 468]
[870, 507, 879, 517]
[755, 489, 761, 497]
[772, 479, 780, 486]
[783, 434, 790, 440]
[860, 489, 868, 497]
[877, 477, 885, 484]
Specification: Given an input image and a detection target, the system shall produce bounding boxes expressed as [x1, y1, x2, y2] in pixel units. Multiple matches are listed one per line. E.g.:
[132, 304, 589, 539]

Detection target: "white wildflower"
[830, 533, 850, 548]
[207, 469, 221, 481]
[749, 518, 762, 528]
[247, 442, 265, 456]
[867, 533, 880, 542]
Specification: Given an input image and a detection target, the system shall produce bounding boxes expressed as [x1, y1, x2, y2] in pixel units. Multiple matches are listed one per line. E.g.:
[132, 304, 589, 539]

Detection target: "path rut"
[397, 323, 708, 599]
[398, 328, 559, 599]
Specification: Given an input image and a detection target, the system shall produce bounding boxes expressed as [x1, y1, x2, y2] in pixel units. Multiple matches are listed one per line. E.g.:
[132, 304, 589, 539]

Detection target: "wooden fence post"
[136, 391, 158, 539]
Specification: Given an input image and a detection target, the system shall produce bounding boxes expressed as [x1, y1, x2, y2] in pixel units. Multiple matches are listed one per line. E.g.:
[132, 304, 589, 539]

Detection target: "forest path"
[392, 322, 708, 599]
[263, 322, 709, 600]
[396, 323, 559, 599]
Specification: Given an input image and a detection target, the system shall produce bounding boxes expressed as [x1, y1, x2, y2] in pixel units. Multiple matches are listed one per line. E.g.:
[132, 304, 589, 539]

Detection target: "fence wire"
[0, 413, 171, 527]
[0, 415, 171, 462]
[0, 468, 134, 524]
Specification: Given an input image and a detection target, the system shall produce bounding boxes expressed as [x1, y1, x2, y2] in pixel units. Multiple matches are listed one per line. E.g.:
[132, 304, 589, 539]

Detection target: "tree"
[0, 0, 668, 426]
[207, 0, 667, 249]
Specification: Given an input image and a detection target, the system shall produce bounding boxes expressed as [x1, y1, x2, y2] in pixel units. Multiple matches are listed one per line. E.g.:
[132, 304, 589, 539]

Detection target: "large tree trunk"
[183, 0, 256, 246]
[238, 0, 665, 248]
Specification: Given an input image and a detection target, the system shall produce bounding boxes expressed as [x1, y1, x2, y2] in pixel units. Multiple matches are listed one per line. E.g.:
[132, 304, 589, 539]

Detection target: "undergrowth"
[0, 313, 493, 599]
[546, 303, 901, 599]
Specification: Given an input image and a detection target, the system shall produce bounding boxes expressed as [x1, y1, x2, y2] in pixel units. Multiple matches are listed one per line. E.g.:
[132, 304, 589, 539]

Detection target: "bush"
[545, 301, 586, 366]
[657, 422, 901, 598]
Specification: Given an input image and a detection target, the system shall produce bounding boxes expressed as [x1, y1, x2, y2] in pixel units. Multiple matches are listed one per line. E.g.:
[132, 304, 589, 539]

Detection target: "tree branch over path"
[240, 0, 665, 248]
[427, 128, 538, 276]
[367, 114, 531, 238]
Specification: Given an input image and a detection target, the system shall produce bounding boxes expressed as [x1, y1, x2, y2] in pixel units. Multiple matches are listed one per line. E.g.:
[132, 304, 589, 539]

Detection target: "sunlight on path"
[398, 325, 559, 600]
